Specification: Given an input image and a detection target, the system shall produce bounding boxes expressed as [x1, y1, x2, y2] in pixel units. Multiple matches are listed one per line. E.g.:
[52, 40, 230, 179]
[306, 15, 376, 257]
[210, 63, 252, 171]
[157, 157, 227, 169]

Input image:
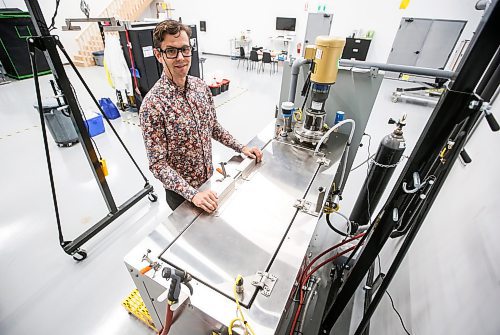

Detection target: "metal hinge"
[294, 199, 320, 217]
[251, 271, 278, 297]
[316, 156, 331, 166]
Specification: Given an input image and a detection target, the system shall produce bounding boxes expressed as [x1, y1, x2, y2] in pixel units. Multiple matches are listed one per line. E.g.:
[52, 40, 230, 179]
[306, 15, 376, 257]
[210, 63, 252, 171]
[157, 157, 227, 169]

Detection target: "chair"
[237, 47, 248, 69]
[259, 52, 275, 75]
[248, 50, 259, 71]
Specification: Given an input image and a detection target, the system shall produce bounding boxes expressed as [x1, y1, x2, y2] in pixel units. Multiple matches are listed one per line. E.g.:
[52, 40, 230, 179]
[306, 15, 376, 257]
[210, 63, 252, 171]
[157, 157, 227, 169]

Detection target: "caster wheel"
[148, 193, 158, 202]
[73, 249, 87, 261]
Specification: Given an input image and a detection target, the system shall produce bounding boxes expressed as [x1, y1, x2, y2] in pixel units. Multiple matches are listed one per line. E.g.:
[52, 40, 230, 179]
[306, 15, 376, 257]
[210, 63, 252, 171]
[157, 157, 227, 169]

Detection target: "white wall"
[3, 0, 483, 64]
[171, 0, 310, 56]
[170, 0, 482, 65]
[328, 0, 483, 64]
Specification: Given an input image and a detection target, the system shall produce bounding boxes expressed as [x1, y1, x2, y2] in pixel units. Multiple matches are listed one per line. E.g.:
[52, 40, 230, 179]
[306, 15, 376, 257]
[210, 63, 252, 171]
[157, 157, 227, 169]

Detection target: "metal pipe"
[289, 57, 311, 103]
[395, 93, 439, 107]
[339, 59, 455, 79]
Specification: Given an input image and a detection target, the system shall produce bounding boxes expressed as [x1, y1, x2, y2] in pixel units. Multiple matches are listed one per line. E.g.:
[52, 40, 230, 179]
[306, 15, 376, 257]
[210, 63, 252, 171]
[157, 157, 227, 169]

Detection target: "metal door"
[303, 13, 333, 46]
[387, 18, 467, 69]
[387, 18, 432, 66]
[416, 19, 466, 68]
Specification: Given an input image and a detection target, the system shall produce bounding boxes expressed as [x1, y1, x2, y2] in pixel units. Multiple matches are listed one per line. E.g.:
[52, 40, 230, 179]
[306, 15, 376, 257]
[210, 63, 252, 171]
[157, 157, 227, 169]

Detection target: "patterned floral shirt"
[139, 73, 243, 201]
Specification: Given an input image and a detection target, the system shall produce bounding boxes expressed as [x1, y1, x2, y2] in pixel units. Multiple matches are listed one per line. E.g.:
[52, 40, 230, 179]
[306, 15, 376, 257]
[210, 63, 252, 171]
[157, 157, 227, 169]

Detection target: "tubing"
[315, 119, 356, 154]
[160, 304, 174, 335]
[289, 57, 312, 103]
[339, 59, 454, 79]
[326, 212, 350, 237]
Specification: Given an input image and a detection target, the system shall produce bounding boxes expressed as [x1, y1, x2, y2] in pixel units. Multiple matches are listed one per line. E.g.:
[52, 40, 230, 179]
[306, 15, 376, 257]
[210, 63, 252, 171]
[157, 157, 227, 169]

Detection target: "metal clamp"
[251, 271, 278, 297]
[140, 249, 162, 277]
[370, 67, 379, 78]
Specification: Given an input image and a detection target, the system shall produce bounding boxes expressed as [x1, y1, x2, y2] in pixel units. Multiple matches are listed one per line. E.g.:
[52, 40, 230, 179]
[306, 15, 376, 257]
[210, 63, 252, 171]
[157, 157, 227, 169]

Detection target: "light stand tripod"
[26, 0, 157, 261]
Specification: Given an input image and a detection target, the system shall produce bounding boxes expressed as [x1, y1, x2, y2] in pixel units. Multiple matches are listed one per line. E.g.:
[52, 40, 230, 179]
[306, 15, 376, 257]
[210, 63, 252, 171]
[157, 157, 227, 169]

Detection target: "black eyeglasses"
[158, 45, 193, 59]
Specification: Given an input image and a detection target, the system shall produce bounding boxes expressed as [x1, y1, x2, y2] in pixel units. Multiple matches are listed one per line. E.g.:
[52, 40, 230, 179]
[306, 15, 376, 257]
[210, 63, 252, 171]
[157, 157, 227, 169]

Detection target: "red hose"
[302, 233, 364, 280]
[160, 304, 174, 335]
[289, 240, 362, 335]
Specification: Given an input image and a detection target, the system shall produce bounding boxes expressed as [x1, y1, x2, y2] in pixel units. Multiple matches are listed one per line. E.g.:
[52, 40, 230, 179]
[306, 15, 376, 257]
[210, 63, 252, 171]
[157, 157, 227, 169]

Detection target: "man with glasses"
[139, 20, 263, 213]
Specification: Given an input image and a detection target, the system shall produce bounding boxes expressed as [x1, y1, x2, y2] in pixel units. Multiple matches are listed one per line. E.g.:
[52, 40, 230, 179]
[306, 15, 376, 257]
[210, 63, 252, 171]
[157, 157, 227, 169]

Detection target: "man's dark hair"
[153, 20, 192, 48]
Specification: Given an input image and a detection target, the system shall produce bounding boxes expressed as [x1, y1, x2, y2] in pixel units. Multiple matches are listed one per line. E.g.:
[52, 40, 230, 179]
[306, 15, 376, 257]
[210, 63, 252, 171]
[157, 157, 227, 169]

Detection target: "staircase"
[73, 0, 155, 67]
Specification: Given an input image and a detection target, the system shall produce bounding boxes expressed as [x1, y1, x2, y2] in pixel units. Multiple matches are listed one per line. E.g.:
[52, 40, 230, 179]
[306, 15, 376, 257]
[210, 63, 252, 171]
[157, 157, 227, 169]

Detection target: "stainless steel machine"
[125, 36, 384, 334]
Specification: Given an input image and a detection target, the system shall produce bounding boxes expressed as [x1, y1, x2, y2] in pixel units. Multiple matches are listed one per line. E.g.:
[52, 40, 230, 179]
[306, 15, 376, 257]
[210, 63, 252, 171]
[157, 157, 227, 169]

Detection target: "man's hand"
[192, 190, 218, 213]
[242, 146, 263, 163]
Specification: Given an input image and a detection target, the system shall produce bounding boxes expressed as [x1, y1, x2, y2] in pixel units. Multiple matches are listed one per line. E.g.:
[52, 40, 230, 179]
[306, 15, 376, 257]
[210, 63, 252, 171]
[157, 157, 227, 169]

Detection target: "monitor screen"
[276, 17, 296, 31]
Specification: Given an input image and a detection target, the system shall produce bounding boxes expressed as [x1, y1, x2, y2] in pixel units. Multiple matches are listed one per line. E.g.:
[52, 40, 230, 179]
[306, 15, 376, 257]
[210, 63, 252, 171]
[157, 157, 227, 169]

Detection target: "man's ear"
[154, 49, 163, 64]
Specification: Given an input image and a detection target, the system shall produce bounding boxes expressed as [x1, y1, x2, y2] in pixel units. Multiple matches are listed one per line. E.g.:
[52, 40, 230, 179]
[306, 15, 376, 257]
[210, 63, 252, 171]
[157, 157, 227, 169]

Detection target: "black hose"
[326, 213, 349, 237]
[301, 71, 312, 111]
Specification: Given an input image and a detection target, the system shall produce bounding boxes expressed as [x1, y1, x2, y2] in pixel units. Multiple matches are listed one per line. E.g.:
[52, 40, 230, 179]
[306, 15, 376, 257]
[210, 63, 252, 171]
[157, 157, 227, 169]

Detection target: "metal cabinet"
[387, 18, 466, 69]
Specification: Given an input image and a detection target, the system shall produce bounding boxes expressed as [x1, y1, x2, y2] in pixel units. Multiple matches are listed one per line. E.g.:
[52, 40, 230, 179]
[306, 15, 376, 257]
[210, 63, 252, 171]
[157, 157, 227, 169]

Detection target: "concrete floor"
[0, 55, 435, 334]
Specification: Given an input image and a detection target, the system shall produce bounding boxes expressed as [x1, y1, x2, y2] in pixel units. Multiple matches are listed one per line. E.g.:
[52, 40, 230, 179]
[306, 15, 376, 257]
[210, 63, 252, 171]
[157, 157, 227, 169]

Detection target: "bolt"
[420, 194, 426, 200]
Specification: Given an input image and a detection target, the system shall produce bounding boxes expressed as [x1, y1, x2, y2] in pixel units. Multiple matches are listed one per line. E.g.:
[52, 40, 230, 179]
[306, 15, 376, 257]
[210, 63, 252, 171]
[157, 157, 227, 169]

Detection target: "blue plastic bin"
[85, 112, 105, 137]
[98, 98, 121, 120]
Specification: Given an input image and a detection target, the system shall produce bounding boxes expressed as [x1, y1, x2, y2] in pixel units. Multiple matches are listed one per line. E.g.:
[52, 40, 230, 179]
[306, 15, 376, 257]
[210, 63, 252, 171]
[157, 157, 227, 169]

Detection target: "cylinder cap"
[281, 101, 294, 111]
[315, 36, 346, 48]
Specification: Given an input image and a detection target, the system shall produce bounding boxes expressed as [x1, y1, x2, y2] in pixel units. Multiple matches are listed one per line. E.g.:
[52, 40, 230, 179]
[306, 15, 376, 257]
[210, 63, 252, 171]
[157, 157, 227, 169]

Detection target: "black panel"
[341, 38, 371, 61]
[188, 24, 200, 78]
[0, 8, 51, 79]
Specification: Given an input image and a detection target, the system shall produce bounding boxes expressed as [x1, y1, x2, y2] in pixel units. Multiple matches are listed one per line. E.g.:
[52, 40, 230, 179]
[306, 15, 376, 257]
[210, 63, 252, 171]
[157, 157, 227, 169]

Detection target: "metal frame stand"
[26, 0, 157, 261]
[319, 1, 499, 333]
[391, 78, 446, 107]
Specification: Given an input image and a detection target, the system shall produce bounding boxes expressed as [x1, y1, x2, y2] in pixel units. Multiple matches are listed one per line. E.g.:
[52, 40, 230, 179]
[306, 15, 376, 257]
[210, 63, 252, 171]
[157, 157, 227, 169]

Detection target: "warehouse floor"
[0, 55, 435, 335]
